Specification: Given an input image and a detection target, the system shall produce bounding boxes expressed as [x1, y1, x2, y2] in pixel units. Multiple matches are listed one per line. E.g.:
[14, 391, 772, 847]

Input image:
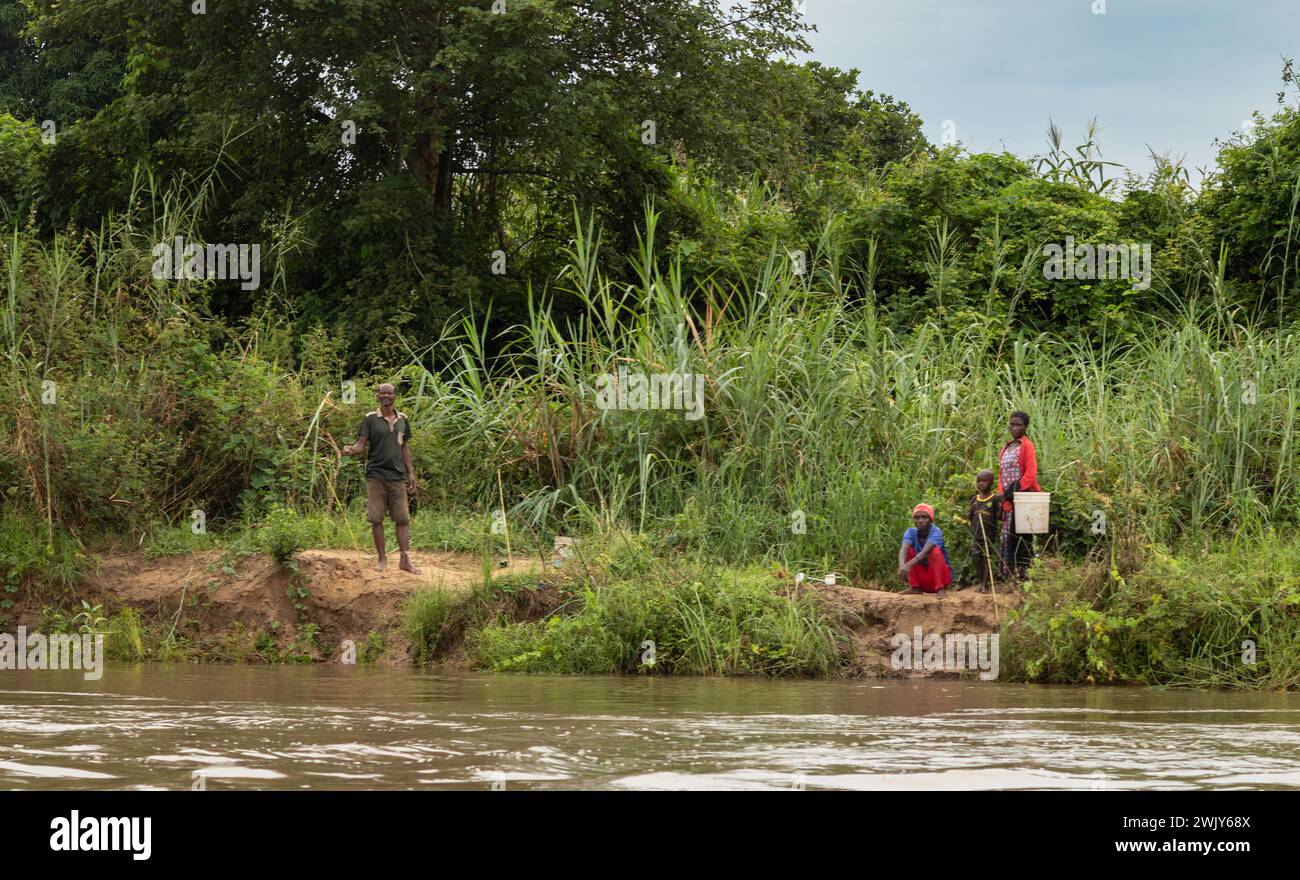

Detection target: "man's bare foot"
[376, 557, 388, 572]
[399, 555, 419, 575]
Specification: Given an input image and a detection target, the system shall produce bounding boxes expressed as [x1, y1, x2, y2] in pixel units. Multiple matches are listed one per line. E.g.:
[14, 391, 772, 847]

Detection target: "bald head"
[377, 383, 397, 411]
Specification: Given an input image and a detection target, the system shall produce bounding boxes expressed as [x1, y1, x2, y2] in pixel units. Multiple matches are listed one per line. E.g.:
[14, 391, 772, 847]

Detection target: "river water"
[2, 665, 1298, 790]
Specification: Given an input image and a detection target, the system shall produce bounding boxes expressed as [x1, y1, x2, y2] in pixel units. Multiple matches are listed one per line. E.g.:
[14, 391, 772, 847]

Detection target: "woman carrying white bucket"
[997, 410, 1041, 581]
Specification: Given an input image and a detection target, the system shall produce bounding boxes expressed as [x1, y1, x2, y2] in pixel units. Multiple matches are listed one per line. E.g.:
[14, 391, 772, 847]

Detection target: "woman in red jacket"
[998, 410, 1041, 580]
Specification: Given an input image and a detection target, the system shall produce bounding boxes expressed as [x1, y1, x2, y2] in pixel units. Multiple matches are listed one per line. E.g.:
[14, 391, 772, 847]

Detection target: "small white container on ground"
[1013, 492, 1051, 534]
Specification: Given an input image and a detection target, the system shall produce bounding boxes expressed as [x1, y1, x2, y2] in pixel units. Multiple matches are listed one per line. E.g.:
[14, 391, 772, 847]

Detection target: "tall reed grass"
[396, 204, 1300, 581]
[5, 182, 1299, 685]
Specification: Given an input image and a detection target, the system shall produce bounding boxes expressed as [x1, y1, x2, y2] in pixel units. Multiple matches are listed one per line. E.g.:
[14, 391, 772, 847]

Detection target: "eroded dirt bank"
[61, 550, 546, 664]
[813, 583, 1020, 677]
[24, 551, 1019, 675]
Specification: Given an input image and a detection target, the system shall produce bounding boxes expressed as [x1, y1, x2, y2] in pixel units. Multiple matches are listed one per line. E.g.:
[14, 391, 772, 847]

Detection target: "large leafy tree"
[1199, 61, 1300, 322]
[0, 1, 122, 124]
[28, 3, 821, 344]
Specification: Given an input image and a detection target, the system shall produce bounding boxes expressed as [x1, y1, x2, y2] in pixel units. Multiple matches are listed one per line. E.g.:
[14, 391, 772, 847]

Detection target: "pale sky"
[798, 0, 1296, 183]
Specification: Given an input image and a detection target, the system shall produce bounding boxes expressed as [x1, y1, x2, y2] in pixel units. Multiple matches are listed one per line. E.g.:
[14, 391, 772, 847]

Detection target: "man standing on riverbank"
[343, 383, 419, 574]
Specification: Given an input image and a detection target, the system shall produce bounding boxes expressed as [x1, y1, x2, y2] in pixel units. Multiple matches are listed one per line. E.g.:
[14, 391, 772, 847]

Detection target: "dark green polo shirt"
[357, 411, 412, 481]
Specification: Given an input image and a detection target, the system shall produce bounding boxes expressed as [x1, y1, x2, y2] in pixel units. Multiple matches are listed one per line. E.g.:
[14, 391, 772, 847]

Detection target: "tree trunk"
[406, 6, 452, 213]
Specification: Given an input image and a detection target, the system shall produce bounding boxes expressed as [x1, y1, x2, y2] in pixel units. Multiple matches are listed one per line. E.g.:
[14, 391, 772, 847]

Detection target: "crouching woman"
[897, 503, 953, 594]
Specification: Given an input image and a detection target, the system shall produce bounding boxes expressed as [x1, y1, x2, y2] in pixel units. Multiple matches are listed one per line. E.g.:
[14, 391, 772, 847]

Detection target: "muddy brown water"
[2, 666, 1299, 790]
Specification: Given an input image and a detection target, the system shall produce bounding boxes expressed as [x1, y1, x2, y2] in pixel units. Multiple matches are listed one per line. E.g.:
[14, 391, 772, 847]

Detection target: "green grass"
[356, 629, 387, 665]
[4, 181, 1300, 686]
[470, 565, 844, 676]
[0, 511, 93, 626]
[105, 606, 146, 661]
[137, 521, 220, 558]
[386, 206, 1300, 588]
[402, 587, 459, 664]
[1003, 537, 1300, 689]
[136, 507, 541, 560]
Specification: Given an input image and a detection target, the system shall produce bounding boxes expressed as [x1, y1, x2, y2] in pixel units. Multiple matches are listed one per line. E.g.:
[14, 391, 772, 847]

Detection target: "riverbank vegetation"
[3, 6, 1300, 686]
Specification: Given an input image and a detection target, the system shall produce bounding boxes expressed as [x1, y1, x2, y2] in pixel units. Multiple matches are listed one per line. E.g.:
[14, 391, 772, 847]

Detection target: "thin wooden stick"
[319, 429, 358, 549]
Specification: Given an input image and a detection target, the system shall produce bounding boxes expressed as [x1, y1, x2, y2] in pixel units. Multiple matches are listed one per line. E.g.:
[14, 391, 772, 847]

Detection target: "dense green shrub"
[471, 566, 844, 676]
[1003, 540, 1300, 689]
[0, 113, 44, 222]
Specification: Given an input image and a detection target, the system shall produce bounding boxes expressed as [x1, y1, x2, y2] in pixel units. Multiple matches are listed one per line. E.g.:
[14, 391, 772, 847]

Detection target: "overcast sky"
[797, 0, 1296, 182]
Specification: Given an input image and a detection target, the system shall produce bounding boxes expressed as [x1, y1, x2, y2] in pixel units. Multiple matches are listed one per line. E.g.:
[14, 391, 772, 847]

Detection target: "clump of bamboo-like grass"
[396, 201, 1300, 584]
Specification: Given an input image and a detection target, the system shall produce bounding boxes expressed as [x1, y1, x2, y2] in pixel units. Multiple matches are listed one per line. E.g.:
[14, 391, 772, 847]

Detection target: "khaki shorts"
[366, 477, 411, 525]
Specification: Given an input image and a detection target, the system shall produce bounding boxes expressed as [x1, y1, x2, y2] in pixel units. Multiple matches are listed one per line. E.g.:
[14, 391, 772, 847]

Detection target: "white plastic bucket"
[1013, 491, 1051, 534]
